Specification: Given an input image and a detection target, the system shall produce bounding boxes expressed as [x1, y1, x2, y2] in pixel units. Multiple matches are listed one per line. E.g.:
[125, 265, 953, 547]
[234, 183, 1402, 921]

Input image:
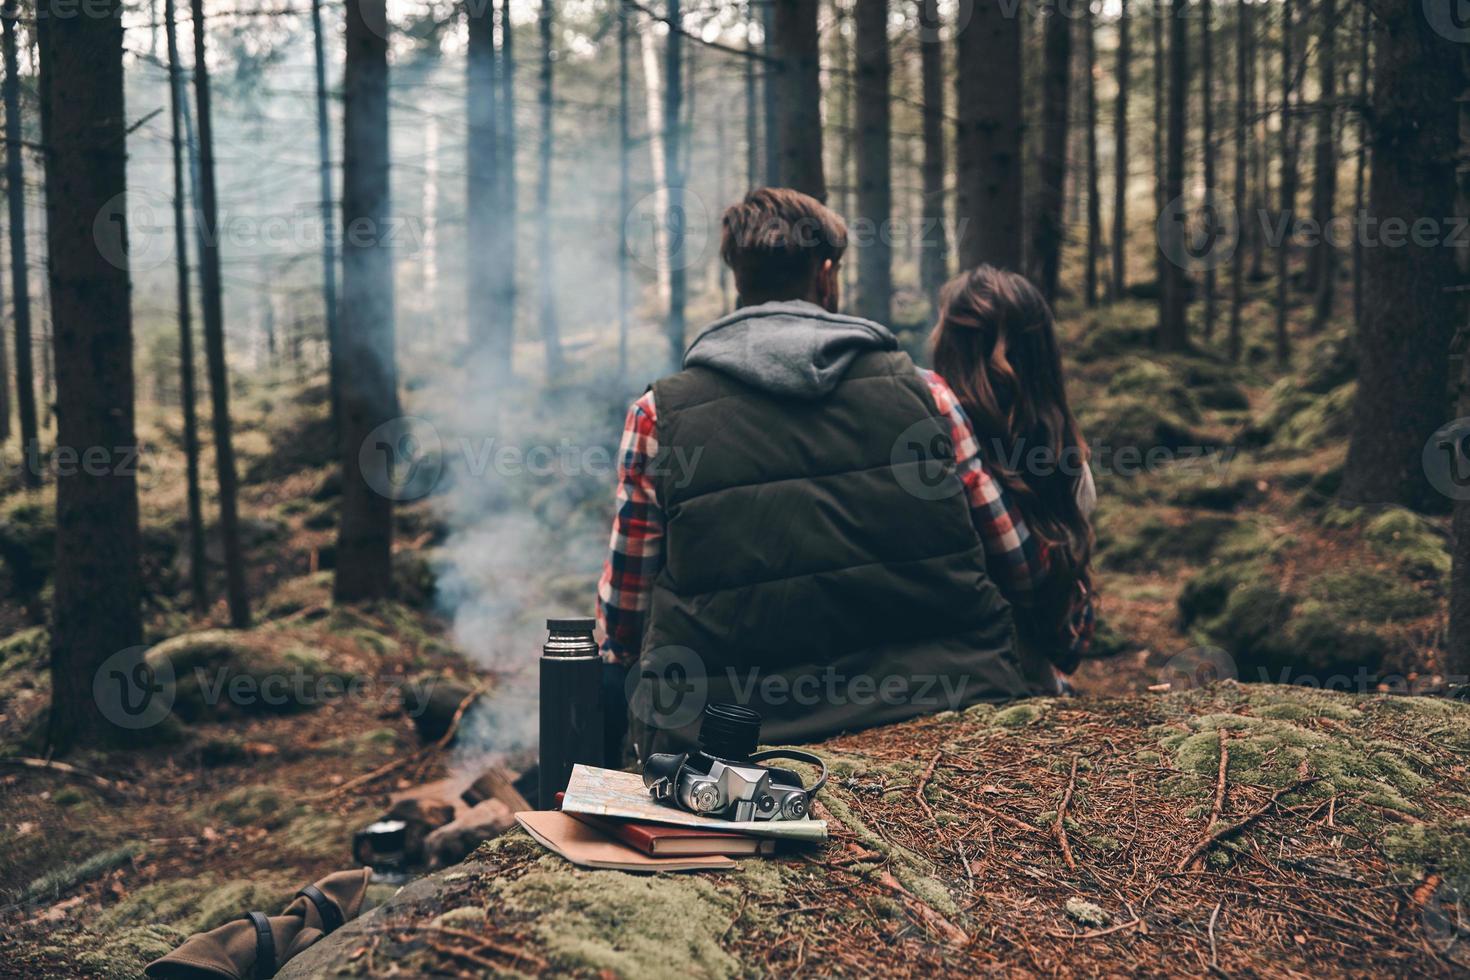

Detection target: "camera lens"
[698, 703, 761, 761]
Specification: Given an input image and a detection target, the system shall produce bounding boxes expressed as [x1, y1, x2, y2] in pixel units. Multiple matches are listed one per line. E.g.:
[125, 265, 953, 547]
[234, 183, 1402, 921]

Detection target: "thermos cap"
[546, 617, 595, 633]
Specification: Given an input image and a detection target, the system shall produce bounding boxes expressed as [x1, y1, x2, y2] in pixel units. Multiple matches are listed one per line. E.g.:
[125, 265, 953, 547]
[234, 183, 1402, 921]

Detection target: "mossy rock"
[1306, 571, 1438, 624]
[1362, 508, 1450, 581]
[1099, 513, 1246, 572]
[146, 630, 330, 721]
[242, 407, 336, 484]
[1269, 383, 1356, 454]
[0, 495, 56, 598]
[1081, 395, 1207, 460]
[1105, 357, 1203, 424]
[259, 572, 333, 620]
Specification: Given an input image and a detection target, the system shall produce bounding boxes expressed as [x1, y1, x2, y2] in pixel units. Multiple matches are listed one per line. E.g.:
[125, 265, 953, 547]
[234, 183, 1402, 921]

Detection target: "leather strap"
[296, 884, 344, 934]
[246, 911, 276, 980]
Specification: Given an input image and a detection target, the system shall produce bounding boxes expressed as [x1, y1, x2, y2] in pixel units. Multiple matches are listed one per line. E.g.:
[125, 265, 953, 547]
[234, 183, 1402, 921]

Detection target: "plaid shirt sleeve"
[920, 369, 1051, 607]
[596, 391, 664, 665]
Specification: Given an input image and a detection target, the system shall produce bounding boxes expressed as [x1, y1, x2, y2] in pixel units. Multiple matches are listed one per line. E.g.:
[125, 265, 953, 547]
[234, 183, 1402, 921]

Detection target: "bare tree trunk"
[1228, 0, 1248, 361]
[164, 0, 206, 612]
[1158, 0, 1189, 350]
[1453, 39, 1470, 683]
[745, 1, 759, 189]
[1111, 0, 1130, 300]
[853, 0, 891, 323]
[1308, 0, 1337, 331]
[1084, 0, 1101, 309]
[619, 0, 632, 377]
[310, 0, 340, 430]
[537, 1, 561, 373]
[4, 5, 35, 486]
[918, 0, 948, 310]
[1152, 0, 1165, 295]
[1249, 0, 1267, 280]
[467, 0, 504, 368]
[191, 0, 250, 626]
[37, 0, 143, 750]
[334, 0, 399, 602]
[1032, 0, 1070, 305]
[665, 0, 687, 365]
[1340, 0, 1458, 511]
[772, 0, 826, 199]
[955, 0, 1023, 270]
[762, 0, 781, 185]
[1200, 0, 1216, 341]
[1274, 0, 1297, 368]
[498, 0, 518, 344]
[1351, 0, 1368, 329]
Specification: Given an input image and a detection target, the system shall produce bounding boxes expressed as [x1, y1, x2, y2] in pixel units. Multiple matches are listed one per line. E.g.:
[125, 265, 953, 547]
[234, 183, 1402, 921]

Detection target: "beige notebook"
[515, 811, 737, 872]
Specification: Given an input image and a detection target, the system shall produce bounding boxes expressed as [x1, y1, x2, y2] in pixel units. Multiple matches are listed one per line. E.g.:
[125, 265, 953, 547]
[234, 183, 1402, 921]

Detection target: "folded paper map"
[559, 764, 829, 843]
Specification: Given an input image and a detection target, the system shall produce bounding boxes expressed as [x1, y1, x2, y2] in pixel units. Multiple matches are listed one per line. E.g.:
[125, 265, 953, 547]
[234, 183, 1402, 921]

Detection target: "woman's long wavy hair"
[930, 266, 1094, 595]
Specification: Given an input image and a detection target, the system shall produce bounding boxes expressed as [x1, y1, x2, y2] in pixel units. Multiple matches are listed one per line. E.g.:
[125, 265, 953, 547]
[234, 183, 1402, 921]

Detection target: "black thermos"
[538, 617, 604, 809]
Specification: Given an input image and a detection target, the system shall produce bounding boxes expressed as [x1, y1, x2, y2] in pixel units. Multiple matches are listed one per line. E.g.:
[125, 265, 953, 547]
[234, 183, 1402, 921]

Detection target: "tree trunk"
[1152, 0, 1165, 295]
[536, 1, 560, 373]
[918, 0, 948, 310]
[745, 1, 759, 189]
[334, 0, 399, 602]
[1084, 1, 1101, 308]
[955, 0, 1023, 270]
[498, 0, 518, 348]
[4, 5, 36, 487]
[1274, 0, 1297, 368]
[665, 0, 687, 366]
[1228, 0, 1248, 362]
[310, 0, 340, 431]
[191, 0, 251, 626]
[467, 0, 505, 370]
[1111, 0, 1129, 300]
[1200, 0, 1216, 341]
[619, 0, 632, 377]
[1351, 0, 1368, 329]
[1308, 0, 1337, 331]
[1031, 0, 1070, 305]
[761, 0, 781, 185]
[38, 0, 143, 750]
[1340, 0, 1459, 511]
[164, 0, 207, 612]
[853, 0, 891, 322]
[1453, 37, 1470, 686]
[1249, 0, 1267, 280]
[1158, 0, 1189, 350]
[772, 0, 826, 199]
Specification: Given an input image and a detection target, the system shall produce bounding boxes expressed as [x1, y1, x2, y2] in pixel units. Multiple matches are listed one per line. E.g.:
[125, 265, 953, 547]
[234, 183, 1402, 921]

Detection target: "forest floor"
[0, 276, 1463, 976]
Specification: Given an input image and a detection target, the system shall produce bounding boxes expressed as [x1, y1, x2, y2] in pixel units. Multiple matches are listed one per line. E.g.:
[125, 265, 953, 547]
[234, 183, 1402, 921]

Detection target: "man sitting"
[598, 188, 1058, 757]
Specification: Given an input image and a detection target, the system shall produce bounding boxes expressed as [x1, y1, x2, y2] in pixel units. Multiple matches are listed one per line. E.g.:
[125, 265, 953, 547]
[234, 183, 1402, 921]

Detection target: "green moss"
[193, 879, 295, 931]
[22, 843, 142, 904]
[75, 924, 186, 980]
[486, 865, 742, 978]
[1307, 571, 1437, 623]
[98, 877, 206, 931]
[1383, 820, 1470, 880]
[1363, 508, 1451, 581]
[1105, 357, 1204, 423]
[199, 786, 300, 830]
[993, 703, 1045, 728]
[276, 811, 353, 859]
[146, 629, 328, 721]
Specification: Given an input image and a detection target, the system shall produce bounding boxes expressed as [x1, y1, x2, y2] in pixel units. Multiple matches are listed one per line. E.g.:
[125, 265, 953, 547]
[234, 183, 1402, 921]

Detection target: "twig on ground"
[875, 868, 970, 946]
[914, 749, 943, 826]
[1175, 776, 1318, 873]
[1046, 917, 1144, 940]
[1054, 755, 1079, 871]
[1207, 901, 1223, 968]
[1181, 729, 1231, 872]
[0, 757, 127, 800]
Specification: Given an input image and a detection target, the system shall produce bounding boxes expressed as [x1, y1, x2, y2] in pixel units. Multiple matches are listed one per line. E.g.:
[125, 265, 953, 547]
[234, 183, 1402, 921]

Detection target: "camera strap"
[747, 748, 830, 798]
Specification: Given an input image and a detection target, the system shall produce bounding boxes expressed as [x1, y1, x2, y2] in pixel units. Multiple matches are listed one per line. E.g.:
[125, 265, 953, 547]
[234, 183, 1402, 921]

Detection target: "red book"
[568, 812, 778, 857]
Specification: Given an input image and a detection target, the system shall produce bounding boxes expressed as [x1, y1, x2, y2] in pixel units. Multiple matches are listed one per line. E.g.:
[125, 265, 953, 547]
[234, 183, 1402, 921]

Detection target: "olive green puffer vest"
[630, 348, 1046, 756]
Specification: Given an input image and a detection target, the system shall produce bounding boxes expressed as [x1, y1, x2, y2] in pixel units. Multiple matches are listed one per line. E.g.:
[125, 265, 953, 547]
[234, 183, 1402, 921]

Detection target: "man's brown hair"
[720, 188, 848, 302]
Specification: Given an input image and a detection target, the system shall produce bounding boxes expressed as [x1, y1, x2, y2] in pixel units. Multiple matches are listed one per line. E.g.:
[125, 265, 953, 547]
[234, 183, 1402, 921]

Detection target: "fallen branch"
[876, 869, 970, 947]
[0, 757, 128, 800]
[1053, 755, 1079, 871]
[1181, 730, 1230, 872]
[1174, 776, 1318, 873]
[914, 750, 942, 825]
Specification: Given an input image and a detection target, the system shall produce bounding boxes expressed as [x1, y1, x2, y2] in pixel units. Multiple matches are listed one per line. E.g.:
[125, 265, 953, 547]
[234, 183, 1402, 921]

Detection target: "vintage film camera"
[641, 703, 828, 822]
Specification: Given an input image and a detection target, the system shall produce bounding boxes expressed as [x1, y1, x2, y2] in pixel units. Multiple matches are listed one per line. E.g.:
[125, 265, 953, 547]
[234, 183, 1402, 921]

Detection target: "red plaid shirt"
[597, 368, 1077, 666]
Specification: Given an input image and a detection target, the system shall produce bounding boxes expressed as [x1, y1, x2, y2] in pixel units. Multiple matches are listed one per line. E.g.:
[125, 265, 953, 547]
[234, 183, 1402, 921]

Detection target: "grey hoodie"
[683, 300, 899, 400]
